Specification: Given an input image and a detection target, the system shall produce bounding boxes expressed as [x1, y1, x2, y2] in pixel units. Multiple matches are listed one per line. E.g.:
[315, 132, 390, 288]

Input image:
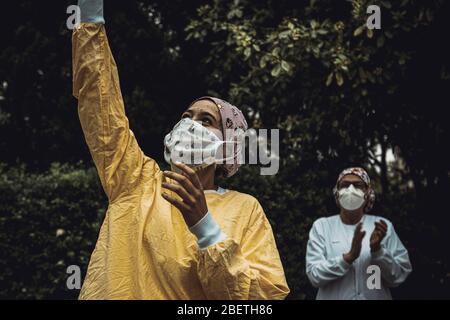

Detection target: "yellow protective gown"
[72, 23, 290, 300]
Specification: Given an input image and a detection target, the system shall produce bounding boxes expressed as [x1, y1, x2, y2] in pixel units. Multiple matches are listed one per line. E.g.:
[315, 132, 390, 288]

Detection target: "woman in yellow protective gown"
[73, 0, 289, 299]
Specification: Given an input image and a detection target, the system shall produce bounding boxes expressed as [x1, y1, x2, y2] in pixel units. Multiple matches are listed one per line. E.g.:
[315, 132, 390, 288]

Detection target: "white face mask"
[164, 118, 233, 171]
[338, 184, 366, 211]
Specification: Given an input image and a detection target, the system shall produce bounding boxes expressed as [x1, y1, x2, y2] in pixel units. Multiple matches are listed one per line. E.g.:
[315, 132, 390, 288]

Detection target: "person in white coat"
[306, 167, 412, 300]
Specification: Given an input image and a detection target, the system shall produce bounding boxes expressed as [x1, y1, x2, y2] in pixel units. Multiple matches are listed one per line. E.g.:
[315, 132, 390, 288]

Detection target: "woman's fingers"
[371, 230, 380, 240]
[360, 230, 366, 240]
[356, 223, 366, 237]
[379, 220, 388, 231]
[163, 170, 198, 195]
[353, 231, 365, 254]
[162, 181, 195, 206]
[353, 226, 365, 244]
[375, 221, 388, 234]
[172, 162, 203, 190]
[162, 165, 208, 228]
[161, 192, 190, 212]
[351, 223, 363, 247]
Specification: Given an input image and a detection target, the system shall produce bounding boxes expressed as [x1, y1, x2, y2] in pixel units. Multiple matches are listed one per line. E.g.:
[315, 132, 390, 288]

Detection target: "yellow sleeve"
[72, 23, 156, 202]
[196, 201, 290, 300]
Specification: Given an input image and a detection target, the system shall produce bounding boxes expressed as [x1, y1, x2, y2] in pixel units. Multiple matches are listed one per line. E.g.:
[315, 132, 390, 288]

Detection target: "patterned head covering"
[188, 96, 248, 177]
[333, 167, 376, 212]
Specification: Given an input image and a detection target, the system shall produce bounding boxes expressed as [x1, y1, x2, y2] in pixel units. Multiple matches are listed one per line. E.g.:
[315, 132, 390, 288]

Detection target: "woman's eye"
[203, 118, 212, 125]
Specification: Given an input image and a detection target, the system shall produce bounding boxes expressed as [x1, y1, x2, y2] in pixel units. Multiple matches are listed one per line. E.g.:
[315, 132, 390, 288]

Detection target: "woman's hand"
[161, 162, 208, 227]
[343, 223, 366, 264]
[370, 220, 388, 253]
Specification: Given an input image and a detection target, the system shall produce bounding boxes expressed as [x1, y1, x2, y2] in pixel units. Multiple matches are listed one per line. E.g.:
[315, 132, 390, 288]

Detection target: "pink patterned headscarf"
[188, 96, 248, 177]
[333, 167, 376, 212]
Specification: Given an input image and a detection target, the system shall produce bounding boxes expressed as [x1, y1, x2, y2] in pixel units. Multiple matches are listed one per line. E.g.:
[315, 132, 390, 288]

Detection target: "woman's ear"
[214, 164, 227, 179]
[363, 190, 370, 208]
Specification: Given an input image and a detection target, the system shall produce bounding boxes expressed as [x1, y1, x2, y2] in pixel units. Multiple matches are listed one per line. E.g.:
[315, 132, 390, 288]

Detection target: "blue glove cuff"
[78, 0, 105, 24]
[189, 212, 227, 249]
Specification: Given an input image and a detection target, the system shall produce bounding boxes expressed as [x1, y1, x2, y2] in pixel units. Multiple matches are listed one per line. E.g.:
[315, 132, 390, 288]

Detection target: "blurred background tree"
[0, 0, 449, 299]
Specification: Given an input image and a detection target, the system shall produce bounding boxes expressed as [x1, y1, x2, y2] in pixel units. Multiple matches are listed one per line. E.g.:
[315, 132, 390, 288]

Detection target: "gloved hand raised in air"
[78, 0, 104, 24]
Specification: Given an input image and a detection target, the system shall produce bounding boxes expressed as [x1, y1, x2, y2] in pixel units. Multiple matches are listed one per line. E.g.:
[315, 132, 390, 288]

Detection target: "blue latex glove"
[78, 0, 104, 24]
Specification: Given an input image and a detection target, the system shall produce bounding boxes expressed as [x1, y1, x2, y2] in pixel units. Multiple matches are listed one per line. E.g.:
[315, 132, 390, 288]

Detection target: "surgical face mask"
[338, 184, 366, 211]
[164, 118, 233, 172]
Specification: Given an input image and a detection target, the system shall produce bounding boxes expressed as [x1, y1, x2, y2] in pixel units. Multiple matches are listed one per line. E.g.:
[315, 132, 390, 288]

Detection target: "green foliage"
[0, 163, 106, 299]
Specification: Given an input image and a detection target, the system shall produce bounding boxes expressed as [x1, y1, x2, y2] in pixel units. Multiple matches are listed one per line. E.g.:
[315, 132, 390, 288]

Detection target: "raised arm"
[72, 0, 157, 202]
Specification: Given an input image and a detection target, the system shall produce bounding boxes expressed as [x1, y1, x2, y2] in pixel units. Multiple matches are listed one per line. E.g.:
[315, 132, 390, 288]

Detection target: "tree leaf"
[326, 72, 334, 86]
[354, 25, 365, 37]
[281, 60, 291, 72]
[271, 64, 282, 77]
[336, 72, 344, 86]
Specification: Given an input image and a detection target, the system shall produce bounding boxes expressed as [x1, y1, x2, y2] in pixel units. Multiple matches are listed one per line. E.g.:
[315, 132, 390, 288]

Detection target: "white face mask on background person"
[338, 184, 366, 211]
[163, 118, 233, 173]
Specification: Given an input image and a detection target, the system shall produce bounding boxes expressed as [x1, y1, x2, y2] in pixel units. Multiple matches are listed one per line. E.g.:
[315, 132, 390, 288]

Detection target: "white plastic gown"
[306, 214, 412, 300]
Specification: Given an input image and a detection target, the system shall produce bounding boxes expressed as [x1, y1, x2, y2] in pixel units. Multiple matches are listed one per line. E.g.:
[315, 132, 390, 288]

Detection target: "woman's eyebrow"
[199, 111, 219, 122]
[340, 180, 363, 185]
